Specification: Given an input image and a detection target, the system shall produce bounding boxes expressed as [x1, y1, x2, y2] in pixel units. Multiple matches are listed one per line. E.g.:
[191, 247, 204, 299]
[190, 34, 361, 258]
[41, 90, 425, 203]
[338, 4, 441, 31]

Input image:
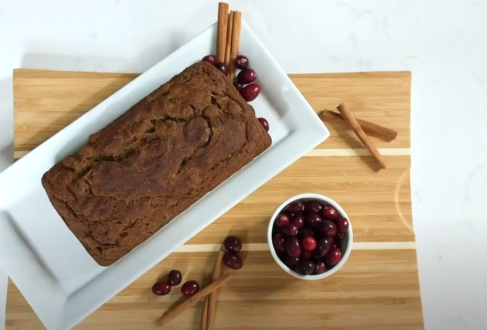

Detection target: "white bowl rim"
[267, 193, 353, 280]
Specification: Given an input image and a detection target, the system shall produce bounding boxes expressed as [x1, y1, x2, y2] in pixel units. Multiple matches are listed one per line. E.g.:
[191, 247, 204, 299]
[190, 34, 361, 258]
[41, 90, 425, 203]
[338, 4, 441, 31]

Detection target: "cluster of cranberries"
[151, 236, 243, 297]
[272, 199, 350, 276]
[201, 54, 269, 132]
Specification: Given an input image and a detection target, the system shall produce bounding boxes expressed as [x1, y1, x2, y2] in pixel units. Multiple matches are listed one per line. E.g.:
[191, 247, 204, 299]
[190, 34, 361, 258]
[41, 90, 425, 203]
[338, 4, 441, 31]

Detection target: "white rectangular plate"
[0, 21, 328, 330]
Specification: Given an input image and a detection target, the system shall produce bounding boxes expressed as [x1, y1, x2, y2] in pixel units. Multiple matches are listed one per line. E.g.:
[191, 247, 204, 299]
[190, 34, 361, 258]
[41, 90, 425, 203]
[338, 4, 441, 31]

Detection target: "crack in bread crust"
[41, 62, 272, 266]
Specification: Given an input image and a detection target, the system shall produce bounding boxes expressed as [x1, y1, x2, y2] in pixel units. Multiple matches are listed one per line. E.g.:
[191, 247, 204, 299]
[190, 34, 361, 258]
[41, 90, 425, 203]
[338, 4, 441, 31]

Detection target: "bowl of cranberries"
[268, 193, 353, 280]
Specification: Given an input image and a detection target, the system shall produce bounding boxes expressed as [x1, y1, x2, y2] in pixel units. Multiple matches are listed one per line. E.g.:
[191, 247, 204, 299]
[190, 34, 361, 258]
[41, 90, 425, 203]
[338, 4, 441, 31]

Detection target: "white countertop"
[1, 0, 487, 329]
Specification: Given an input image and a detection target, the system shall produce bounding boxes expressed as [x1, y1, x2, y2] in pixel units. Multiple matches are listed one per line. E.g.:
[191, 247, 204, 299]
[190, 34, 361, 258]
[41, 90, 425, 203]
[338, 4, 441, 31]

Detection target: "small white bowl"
[267, 193, 353, 280]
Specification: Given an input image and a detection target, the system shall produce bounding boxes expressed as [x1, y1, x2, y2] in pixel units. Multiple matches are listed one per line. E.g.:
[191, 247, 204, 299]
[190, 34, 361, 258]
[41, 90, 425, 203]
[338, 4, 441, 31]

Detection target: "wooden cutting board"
[7, 69, 422, 330]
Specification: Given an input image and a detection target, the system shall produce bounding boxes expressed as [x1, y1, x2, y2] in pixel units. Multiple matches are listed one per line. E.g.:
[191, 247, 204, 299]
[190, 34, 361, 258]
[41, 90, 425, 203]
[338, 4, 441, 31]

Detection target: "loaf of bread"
[42, 62, 271, 266]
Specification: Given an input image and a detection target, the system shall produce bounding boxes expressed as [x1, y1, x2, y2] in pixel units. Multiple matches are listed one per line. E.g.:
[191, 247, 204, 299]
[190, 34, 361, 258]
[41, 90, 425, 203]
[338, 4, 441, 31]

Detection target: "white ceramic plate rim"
[0, 21, 329, 330]
[267, 193, 353, 280]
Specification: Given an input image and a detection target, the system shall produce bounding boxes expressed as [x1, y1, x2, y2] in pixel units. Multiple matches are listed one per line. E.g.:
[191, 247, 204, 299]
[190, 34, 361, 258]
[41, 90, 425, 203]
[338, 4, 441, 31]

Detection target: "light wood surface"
[8, 69, 420, 330]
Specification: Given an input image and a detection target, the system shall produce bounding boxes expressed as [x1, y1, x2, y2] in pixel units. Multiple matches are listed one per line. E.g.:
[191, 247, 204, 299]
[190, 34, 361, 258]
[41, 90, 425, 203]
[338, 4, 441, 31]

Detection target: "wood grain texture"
[6, 251, 423, 330]
[12, 69, 410, 151]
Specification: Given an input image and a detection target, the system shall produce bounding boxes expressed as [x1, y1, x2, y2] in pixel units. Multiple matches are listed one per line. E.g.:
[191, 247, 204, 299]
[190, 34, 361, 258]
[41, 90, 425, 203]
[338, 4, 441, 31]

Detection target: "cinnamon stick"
[319, 110, 397, 141]
[206, 250, 225, 330]
[224, 11, 234, 69]
[336, 103, 387, 169]
[228, 11, 242, 83]
[159, 273, 233, 326]
[217, 2, 229, 62]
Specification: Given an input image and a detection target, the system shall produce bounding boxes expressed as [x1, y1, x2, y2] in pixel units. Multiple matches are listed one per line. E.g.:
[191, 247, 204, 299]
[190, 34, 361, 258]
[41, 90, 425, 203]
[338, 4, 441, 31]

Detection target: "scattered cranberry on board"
[237, 69, 257, 84]
[167, 270, 182, 286]
[181, 280, 200, 296]
[258, 117, 269, 131]
[240, 83, 260, 101]
[202, 54, 218, 65]
[223, 252, 243, 270]
[224, 236, 242, 253]
[215, 62, 229, 76]
[152, 282, 171, 296]
[235, 55, 249, 69]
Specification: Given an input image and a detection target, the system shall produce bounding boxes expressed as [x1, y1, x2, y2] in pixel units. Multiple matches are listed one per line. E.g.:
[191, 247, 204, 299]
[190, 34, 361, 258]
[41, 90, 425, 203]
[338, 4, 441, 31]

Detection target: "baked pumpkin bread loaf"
[42, 61, 271, 266]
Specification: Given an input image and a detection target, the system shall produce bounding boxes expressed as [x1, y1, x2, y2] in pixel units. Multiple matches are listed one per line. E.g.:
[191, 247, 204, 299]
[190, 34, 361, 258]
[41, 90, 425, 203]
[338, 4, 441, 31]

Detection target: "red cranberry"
[284, 255, 300, 267]
[302, 236, 317, 251]
[240, 83, 260, 101]
[336, 217, 350, 233]
[314, 261, 326, 274]
[167, 270, 182, 286]
[295, 259, 314, 275]
[290, 214, 305, 229]
[313, 237, 332, 258]
[248, 104, 255, 114]
[287, 201, 305, 214]
[285, 237, 301, 257]
[282, 223, 298, 236]
[202, 55, 218, 65]
[223, 252, 243, 270]
[181, 280, 199, 296]
[321, 220, 337, 237]
[258, 117, 269, 131]
[234, 81, 243, 91]
[237, 69, 257, 84]
[322, 205, 339, 221]
[298, 227, 314, 240]
[301, 250, 312, 259]
[215, 62, 228, 76]
[224, 236, 242, 253]
[275, 214, 290, 227]
[306, 213, 323, 227]
[325, 247, 342, 266]
[273, 234, 286, 254]
[235, 55, 249, 69]
[152, 282, 171, 296]
[305, 201, 324, 214]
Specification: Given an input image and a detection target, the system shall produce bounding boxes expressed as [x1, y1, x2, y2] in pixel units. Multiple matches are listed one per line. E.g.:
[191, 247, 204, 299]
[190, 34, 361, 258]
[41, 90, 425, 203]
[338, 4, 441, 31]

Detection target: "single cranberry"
[224, 236, 242, 253]
[321, 220, 337, 237]
[295, 259, 315, 275]
[248, 104, 255, 114]
[282, 223, 299, 236]
[237, 69, 257, 84]
[234, 81, 243, 91]
[336, 217, 350, 233]
[240, 83, 260, 101]
[301, 250, 312, 259]
[235, 55, 249, 69]
[275, 214, 290, 227]
[223, 252, 243, 270]
[314, 237, 332, 258]
[305, 201, 324, 214]
[273, 234, 286, 254]
[306, 213, 323, 227]
[284, 255, 300, 267]
[290, 214, 305, 229]
[181, 280, 200, 296]
[167, 270, 182, 286]
[287, 201, 305, 214]
[302, 236, 317, 251]
[314, 261, 326, 274]
[202, 55, 218, 65]
[325, 247, 342, 266]
[322, 205, 339, 221]
[285, 237, 301, 257]
[215, 62, 228, 76]
[258, 117, 269, 131]
[298, 227, 314, 240]
[152, 282, 171, 296]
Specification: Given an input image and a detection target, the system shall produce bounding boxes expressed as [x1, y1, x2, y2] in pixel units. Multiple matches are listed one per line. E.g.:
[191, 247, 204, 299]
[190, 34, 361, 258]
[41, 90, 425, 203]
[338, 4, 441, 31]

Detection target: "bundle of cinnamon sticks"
[217, 2, 241, 82]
